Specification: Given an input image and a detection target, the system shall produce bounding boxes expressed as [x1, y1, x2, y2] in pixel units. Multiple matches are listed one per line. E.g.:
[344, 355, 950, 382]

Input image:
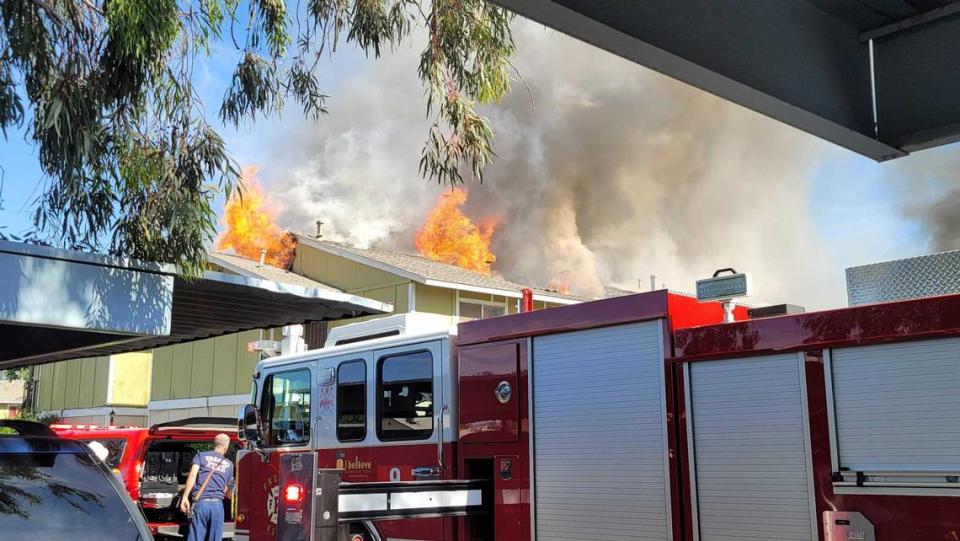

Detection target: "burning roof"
[294, 234, 595, 304]
[216, 167, 296, 269]
[213, 170, 631, 303]
[414, 188, 499, 275]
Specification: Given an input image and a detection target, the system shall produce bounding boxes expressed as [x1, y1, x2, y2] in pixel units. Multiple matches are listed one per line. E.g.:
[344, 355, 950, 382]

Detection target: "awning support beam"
[859, 3, 960, 42]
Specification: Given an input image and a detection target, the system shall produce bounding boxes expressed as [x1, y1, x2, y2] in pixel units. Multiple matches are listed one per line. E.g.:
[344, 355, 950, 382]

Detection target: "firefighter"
[180, 433, 234, 541]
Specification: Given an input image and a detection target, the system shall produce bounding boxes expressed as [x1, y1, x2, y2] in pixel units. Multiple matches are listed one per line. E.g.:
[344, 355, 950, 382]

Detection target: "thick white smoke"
[258, 21, 847, 309]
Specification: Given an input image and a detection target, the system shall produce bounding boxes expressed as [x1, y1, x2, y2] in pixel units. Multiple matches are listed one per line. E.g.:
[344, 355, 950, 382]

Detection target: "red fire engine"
[235, 289, 960, 541]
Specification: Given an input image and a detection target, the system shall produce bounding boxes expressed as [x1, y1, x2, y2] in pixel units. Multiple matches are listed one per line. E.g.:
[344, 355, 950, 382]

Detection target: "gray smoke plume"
[883, 151, 960, 252]
[257, 22, 846, 308]
[920, 192, 960, 251]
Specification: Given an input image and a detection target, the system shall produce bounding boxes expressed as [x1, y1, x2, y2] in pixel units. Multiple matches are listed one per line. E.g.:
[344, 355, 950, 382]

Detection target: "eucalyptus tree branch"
[0, 0, 517, 274]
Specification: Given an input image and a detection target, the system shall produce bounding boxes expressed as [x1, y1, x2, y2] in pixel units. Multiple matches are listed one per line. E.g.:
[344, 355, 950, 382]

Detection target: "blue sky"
[809, 146, 935, 270]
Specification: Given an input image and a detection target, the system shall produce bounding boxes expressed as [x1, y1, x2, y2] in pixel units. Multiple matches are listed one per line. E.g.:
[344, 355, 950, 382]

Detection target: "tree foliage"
[0, 0, 515, 275]
[2, 367, 36, 416]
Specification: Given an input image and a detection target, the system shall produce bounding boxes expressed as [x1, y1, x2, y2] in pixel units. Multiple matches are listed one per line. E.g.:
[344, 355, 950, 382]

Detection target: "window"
[0, 453, 150, 540]
[260, 369, 312, 446]
[337, 360, 367, 442]
[458, 299, 506, 321]
[378, 351, 434, 441]
[75, 438, 126, 469]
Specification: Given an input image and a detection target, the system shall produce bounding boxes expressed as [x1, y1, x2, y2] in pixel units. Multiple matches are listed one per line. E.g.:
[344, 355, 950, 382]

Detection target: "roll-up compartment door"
[687, 353, 815, 541]
[532, 321, 671, 541]
[830, 336, 960, 473]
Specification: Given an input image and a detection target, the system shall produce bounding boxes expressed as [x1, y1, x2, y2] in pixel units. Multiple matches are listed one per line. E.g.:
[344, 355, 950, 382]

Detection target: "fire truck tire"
[346, 521, 380, 541]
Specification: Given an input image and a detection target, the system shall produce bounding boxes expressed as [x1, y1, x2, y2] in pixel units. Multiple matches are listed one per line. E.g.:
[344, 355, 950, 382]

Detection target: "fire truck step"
[337, 479, 488, 522]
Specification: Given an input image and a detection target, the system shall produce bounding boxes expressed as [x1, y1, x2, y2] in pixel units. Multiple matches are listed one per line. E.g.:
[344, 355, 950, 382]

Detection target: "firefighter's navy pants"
[188, 499, 224, 541]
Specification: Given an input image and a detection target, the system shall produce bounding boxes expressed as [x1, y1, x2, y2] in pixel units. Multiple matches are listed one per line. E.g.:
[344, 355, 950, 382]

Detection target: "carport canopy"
[0, 240, 391, 369]
[495, 0, 960, 161]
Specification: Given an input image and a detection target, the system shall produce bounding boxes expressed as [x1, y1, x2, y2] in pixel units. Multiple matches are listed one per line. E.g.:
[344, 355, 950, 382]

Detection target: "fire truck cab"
[235, 313, 464, 541]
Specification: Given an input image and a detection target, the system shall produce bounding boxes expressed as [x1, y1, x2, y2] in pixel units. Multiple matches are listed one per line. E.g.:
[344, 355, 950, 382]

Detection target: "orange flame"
[547, 275, 572, 295]
[414, 188, 498, 274]
[216, 166, 296, 268]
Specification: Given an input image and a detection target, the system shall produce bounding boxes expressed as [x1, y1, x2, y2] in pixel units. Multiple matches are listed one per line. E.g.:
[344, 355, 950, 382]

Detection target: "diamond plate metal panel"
[846, 250, 960, 306]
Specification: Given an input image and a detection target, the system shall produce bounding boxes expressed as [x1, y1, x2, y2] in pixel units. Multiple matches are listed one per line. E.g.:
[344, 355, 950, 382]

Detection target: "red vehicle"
[236, 289, 960, 541]
[233, 292, 739, 541]
[53, 417, 241, 538]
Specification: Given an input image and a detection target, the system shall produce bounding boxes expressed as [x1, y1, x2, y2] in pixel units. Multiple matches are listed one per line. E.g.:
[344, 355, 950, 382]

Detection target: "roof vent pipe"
[258, 249, 266, 267]
[315, 220, 324, 238]
[521, 288, 534, 312]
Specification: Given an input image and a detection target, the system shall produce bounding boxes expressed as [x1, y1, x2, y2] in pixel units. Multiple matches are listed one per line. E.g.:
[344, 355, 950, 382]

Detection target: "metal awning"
[0, 241, 391, 368]
[494, 0, 960, 161]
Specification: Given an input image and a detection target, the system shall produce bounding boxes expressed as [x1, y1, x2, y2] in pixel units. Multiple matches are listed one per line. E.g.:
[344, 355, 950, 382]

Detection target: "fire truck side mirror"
[239, 404, 263, 443]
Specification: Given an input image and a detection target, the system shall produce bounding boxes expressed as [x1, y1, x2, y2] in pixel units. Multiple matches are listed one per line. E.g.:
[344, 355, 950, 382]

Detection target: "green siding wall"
[293, 247, 402, 291]
[78, 360, 96, 408]
[190, 340, 215, 398]
[458, 290, 490, 301]
[234, 331, 260, 396]
[51, 361, 66, 410]
[36, 356, 110, 412]
[171, 343, 193, 399]
[150, 329, 261, 401]
[93, 357, 109, 406]
[212, 335, 239, 396]
[151, 347, 173, 401]
[64, 361, 81, 409]
[294, 245, 413, 330]
[36, 365, 52, 411]
[417, 285, 455, 317]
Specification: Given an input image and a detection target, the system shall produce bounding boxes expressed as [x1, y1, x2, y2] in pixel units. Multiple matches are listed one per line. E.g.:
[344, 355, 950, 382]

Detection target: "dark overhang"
[494, 0, 960, 161]
[0, 241, 391, 368]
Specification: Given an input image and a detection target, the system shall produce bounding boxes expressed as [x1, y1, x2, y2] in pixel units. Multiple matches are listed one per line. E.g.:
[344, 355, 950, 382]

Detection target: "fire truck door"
[237, 364, 317, 541]
[314, 352, 375, 484]
[372, 339, 452, 540]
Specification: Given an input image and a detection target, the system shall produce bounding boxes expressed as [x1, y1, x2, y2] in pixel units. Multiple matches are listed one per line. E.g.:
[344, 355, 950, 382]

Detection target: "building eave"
[0, 240, 392, 369]
[207, 253, 264, 280]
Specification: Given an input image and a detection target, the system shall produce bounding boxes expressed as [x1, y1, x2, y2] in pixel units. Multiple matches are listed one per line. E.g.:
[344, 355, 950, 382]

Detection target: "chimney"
[258, 249, 266, 267]
[315, 219, 324, 238]
[649, 275, 656, 291]
[521, 288, 535, 312]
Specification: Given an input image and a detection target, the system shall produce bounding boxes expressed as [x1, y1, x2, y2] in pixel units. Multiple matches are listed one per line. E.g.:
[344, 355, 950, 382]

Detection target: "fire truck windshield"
[261, 369, 312, 446]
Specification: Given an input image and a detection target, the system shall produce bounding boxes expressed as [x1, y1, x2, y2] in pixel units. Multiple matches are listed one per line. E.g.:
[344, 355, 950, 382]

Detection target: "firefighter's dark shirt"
[190, 451, 233, 500]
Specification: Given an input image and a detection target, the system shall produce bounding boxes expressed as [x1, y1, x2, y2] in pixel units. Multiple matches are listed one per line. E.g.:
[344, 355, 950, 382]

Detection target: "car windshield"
[0, 452, 145, 541]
